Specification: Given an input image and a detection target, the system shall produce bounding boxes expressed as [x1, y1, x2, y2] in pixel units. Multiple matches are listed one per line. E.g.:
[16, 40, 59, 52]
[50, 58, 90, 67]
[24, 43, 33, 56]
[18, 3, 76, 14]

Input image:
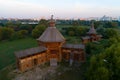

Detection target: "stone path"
[13, 65, 57, 80]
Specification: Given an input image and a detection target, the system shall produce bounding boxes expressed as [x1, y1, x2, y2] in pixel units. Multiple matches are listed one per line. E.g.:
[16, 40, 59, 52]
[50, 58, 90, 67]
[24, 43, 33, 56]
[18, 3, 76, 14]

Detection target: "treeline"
[0, 19, 120, 41]
[85, 21, 120, 80]
[56, 19, 120, 26]
[0, 27, 29, 41]
[86, 37, 120, 80]
[0, 23, 36, 41]
[0, 19, 47, 41]
[61, 21, 119, 37]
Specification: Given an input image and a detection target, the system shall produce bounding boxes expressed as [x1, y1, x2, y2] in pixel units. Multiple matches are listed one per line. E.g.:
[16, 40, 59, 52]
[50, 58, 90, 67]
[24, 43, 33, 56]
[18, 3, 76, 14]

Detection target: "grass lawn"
[0, 38, 38, 70]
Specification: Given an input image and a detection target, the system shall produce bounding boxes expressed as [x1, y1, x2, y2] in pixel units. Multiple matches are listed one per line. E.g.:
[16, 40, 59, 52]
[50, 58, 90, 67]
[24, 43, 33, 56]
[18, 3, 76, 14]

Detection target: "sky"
[0, 0, 120, 19]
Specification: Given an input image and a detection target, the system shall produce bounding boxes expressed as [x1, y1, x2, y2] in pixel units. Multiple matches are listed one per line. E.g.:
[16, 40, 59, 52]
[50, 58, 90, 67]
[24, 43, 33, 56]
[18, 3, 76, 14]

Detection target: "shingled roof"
[62, 44, 85, 49]
[37, 15, 65, 42]
[87, 22, 97, 34]
[15, 46, 47, 59]
[37, 27, 65, 42]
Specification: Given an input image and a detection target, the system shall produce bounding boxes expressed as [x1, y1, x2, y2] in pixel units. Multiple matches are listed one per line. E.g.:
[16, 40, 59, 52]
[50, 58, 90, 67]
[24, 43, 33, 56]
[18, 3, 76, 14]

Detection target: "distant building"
[81, 22, 102, 44]
[118, 17, 120, 22]
[21, 21, 39, 24]
[15, 15, 86, 72]
[100, 15, 112, 21]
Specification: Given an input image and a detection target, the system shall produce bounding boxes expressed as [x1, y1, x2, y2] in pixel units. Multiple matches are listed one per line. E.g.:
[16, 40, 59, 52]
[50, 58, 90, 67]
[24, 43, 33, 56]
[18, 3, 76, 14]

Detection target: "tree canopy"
[86, 42, 120, 80]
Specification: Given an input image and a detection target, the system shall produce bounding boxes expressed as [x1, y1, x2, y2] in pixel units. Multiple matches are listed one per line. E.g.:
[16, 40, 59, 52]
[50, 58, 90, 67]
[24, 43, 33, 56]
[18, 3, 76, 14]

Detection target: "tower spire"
[91, 21, 94, 28]
[87, 21, 96, 34]
[51, 15, 53, 20]
[49, 15, 55, 27]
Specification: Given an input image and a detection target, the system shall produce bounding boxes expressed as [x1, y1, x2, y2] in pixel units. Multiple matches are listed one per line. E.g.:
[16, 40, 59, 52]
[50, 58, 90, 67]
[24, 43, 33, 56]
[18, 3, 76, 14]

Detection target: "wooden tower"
[81, 22, 102, 44]
[37, 15, 65, 62]
[87, 22, 97, 36]
[87, 22, 100, 41]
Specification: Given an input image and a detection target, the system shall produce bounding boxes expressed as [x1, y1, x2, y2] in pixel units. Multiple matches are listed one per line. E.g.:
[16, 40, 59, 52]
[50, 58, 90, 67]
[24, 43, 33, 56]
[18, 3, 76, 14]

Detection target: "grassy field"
[0, 38, 38, 80]
[0, 38, 38, 70]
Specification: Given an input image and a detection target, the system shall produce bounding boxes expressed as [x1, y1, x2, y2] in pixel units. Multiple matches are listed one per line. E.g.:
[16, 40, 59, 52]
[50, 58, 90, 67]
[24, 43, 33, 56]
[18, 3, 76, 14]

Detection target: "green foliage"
[97, 26, 106, 35]
[17, 30, 28, 39]
[0, 27, 14, 40]
[10, 30, 28, 40]
[94, 21, 101, 29]
[104, 28, 119, 38]
[64, 26, 75, 36]
[76, 27, 88, 36]
[68, 31, 75, 36]
[19, 24, 36, 33]
[5, 21, 21, 31]
[85, 42, 105, 55]
[96, 67, 109, 80]
[39, 19, 48, 27]
[108, 37, 120, 46]
[72, 20, 79, 26]
[32, 24, 46, 38]
[65, 26, 88, 36]
[86, 43, 120, 80]
[104, 22, 118, 28]
[97, 27, 119, 39]
[5, 21, 14, 27]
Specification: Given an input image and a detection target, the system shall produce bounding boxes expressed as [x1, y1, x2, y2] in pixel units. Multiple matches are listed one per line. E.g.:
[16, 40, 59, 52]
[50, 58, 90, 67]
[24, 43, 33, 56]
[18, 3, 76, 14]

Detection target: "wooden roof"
[15, 46, 47, 59]
[37, 15, 65, 42]
[62, 44, 85, 49]
[37, 27, 65, 42]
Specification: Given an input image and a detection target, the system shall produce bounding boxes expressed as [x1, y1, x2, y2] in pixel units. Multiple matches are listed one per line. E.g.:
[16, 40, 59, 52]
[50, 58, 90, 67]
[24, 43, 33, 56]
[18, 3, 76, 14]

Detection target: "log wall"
[18, 52, 46, 72]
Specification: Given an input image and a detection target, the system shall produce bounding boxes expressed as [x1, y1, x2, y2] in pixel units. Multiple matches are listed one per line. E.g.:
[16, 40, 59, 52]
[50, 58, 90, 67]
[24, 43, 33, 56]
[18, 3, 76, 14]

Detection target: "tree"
[66, 27, 76, 36]
[76, 27, 88, 36]
[104, 28, 119, 39]
[96, 25, 105, 35]
[104, 22, 118, 28]
[39, 19, 48, 27]
[85, 42, 104, 55]
[32, 24, 46, 38]
[5, 21, 21, 31]
[94, 21, 101, 29]
[19, 24, 35, 34]
[96, 67, 109, 80]
[0, 27, 14, 40]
